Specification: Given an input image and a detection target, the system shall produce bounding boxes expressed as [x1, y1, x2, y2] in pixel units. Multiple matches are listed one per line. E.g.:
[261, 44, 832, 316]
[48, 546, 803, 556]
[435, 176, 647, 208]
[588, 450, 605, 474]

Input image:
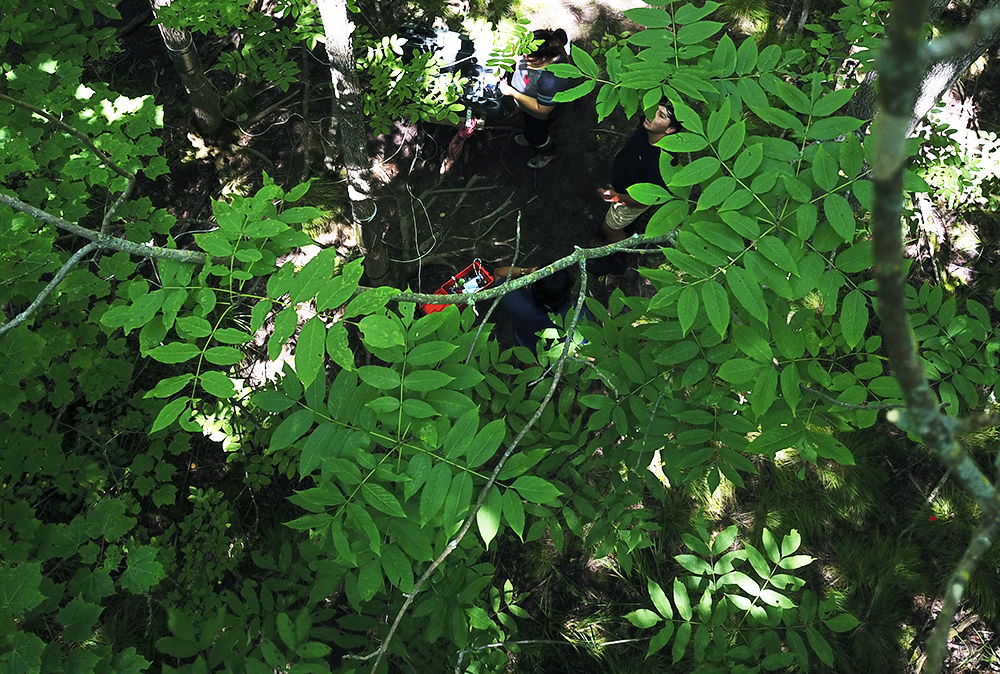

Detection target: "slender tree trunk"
[150, 0, 223, 135]
[315, 0, 387, 278]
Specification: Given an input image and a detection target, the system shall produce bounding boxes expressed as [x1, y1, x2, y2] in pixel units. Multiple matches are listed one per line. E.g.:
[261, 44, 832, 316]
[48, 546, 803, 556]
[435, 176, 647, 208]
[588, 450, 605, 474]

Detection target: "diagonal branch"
[0, 192, 206, 265]
[366, 258, 592, 673]
[0, 242, 99, 336]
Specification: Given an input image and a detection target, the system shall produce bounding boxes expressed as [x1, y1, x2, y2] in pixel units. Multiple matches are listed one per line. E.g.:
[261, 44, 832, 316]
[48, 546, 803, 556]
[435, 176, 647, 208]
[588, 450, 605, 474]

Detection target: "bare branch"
[0, 242, 99, 336]
[799, 383, 897, 410]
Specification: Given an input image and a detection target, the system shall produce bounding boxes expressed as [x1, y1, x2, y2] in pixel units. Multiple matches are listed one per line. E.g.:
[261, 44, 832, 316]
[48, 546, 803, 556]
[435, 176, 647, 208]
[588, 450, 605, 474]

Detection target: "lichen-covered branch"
[0, 193, 206, 265]
[0, 242, 99, 336]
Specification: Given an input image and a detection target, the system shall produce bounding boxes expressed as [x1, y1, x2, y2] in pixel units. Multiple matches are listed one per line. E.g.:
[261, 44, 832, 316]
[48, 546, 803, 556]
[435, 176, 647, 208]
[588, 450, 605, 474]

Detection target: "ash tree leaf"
[359, 314, 404, 349]
[781, 529, 802, 556]
[677, 20, 724, 44]
[671, 156, 722, 187]
[420, 463, 451, 525]
[725, 571, 760, 596]
[467, 418, 507, 468]
[502, 488, 525, 540]
[806, 625, 834, 665]
[357, 365, 401, 389]
[407, 341, 458, 366]
[712, 525, 739, 555]
[807, 115, 864, 140]
[678, 285, 699, 336]
[203, 346, 245, 366]
[647, 622, 675, 657]
[624, 7, 675, 27]
[701, 279, 730, 338]
[570, 45, 599, 78]
[672, 621, 692, 663]
[0, 562, 45, 616]
[269, 409, 315, 452]
[403, 370, 454, 392]
[299, 422, 338, 477]
[725, 264, 768, 323]
[151, 397, 189, 433]
[758, 236, 799, 275]
[733, 143, 763, 179]
[362, 483, 405, 517]
[147, 342, 200, 364]
[476, 486, 503, 549]
[812, 88, 855, 116]
[120, 546, 165, 594]
[762, 529, 780, 563]
[840, 289, 868, 350]
[552, 79, 595, 103]
[253, 390, 295, 413]
[811, 145, 838, 192]
[824, 613, 861, 632]
[199, 371, 236, 399]
[60, 595, 104, 642]
[718, 120, 746, 160]
[511, 476, 562, 504]
[675, 554, 713, 575]
[625, 608, 662, 628]
[290, 248, 339, 304]
[212, 327, 252, 344]
[649, 579, 673, 619]
[295, 315, 327, 390]
[144, 374, 194, 399]
[628, 182, 671, 204]
[778, 554, 815, 570]
[326, 322, 354, 371]
[717, 359, 760, 384]
[673, 577, 692, 621]
[660, 132, 711, 153]
[268, 306, 298, 360]
[758, 589, 794, 608]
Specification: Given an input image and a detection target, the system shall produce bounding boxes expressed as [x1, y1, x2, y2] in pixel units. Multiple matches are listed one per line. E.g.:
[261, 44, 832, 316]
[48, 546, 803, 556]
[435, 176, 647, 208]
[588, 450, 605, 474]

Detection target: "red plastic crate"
[421, 261, 495, 314]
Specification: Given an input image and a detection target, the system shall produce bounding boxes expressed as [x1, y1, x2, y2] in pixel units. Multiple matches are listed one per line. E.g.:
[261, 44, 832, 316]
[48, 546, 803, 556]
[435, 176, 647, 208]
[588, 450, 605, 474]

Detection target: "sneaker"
[527, 152, 557, 169]
[513, 133, 532, 147]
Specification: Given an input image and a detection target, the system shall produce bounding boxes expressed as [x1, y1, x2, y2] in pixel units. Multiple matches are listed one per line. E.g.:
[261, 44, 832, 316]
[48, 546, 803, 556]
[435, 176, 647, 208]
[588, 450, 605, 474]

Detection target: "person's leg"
[522, 113, 558, 168]
[601, 202, 648, 242]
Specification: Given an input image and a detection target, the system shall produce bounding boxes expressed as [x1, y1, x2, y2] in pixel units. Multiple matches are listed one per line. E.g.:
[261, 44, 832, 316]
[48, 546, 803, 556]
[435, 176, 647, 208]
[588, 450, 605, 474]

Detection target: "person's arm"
[598, 187, 643, 207]
[497, 79, 555, 117]
[495, 265, 538, 280]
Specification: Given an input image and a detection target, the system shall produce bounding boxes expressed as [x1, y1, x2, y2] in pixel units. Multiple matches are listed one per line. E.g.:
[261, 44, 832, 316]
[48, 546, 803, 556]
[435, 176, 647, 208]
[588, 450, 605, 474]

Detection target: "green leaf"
[476, 486, 503, 549]
[825, 613, 861, 632]
[147, 342, 200, 364]
[120, 546, 165, 594]
[552, 79, 595, 103]
[678, 285, 699, 336]
[781, 529, 801, 556]
[0, 562, 45, 616]
[420, 463, 451, 525]
[696, 176, 737, 211]
[359, 314, 404, 349]
[672, 621, 692, 663]
[717, 359, 760, 384]
[712, 525, 738, 555]
[649, 579, 673, 619]
[673, 577, 692, 621]
[840, 290, 868, 350]
[762, 528, 780, 563]
[357, 365, 401, 389]
[836, 240, 873, 273]
[778, 554, 815, 570]
[647, 622, 675, 657]
[676, 554, 713, 575]
[823, 193, 856, 242]
[296, 315, 327, 390]
[511, 476, 562, 504]
[733, 143, 763, 179]
[626, 608, 662, 628]
[813, 88, 855, 116]
[87, 498, 134, 541]
[501, 488, 525, 540]
[290, 248, 339, 304]
[203, 346, 245, 366]
[269, 409, 315, 452]
[807, 115, 864, 140]
[408, 341, 459, 366]
[571, 46, 599, 78]
[144, 374, 195, 399]
[199, 371, 236, 399]
[326, 322, 354, 371]
[726, 265, 767, 322]
[718, 120, 746, 161]
[758, 588, 794, 608]
[812, 145, 838, 192]
[468, 419, 507, 468]
[735, 36, 758, 74]
[624, 7, 675, 27]
[700, 280, 730, 338]
[362, 483, 405, 517]
[152, 397, 188, 433]
[677, 21, 724, 44]
[806, 625, 834, 665]
[671, 156, 721, 186]
[403, 370, 455, 392]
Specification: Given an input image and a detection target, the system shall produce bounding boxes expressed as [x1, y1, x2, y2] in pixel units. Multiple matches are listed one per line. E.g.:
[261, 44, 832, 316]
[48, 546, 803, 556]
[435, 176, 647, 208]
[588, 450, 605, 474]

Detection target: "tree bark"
[315, 0, 384, 278]
[848, 0, 990, 128]
[150, 0, 223, 135]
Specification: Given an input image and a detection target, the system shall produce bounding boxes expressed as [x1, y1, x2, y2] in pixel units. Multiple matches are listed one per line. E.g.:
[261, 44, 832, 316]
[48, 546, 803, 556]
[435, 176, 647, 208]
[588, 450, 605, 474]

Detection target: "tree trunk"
[315, 0, 388, 279]
[848, 0, 987, 128]
[150, 0, 223, 135]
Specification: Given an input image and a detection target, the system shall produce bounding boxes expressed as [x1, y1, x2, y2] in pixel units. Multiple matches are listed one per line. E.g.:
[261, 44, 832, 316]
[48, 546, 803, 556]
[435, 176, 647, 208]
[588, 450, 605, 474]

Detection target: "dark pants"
[522, 112, 557, 154]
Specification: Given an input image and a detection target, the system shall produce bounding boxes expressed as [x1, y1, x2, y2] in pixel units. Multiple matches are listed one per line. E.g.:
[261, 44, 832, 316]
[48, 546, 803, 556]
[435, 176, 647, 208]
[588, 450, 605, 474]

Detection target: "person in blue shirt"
[495, 264, 592, 356]
[498, 29, 574, 169]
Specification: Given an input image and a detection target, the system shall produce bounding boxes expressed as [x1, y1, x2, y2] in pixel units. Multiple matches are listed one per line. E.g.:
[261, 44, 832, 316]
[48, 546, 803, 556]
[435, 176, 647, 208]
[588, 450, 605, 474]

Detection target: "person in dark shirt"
[598, 100, 682, 243]
[495, 264, 592, 356]
[498, 29, 575, 169]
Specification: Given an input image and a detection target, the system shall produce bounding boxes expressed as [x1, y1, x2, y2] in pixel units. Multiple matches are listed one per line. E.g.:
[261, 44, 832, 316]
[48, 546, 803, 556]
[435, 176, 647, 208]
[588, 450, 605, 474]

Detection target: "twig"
[420, 185, 501, 196]
[799, 383, 897, 410]
[455, 637, 648, 673]
[0, 193, 206, 265]
[368, 257, 591, 673]
[0, 242, 99, 336]
[101, 177, 135, 234]
[955, 413, 1000, 434]
[924, 514, 1000, 671]
[245, 88, 303, 127]
[922, 7, 1000, 63]
[0, 93, 135, 181]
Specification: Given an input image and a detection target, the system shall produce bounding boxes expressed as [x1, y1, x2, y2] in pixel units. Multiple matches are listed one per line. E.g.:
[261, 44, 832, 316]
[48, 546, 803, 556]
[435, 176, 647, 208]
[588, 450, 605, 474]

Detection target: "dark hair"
[659, 97, 683, 133]
[528, 28, 568, 61]
[532, 267, 574, 313]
